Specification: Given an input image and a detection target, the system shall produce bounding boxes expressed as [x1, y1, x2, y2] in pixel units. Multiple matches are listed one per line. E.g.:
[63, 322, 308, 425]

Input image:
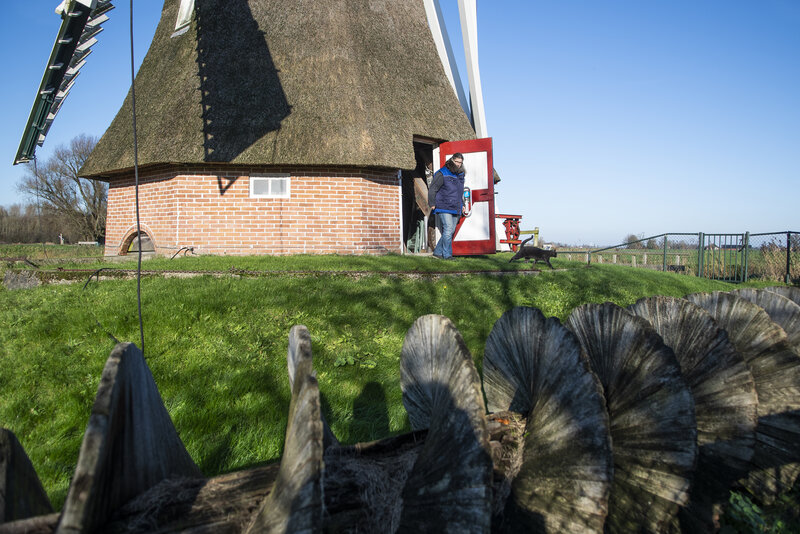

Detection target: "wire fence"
[559, 231, 799, 284]
[3, 233, 798, 284]
[748, 232, 800, 283]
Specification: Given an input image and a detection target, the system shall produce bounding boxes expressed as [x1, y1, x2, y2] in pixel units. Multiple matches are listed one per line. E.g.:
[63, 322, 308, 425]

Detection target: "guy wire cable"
[129, 0, 145, 354]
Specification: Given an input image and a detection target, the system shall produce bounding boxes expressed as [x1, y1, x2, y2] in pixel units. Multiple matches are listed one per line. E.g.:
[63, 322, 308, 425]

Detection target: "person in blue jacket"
[427, 153, 465, 259]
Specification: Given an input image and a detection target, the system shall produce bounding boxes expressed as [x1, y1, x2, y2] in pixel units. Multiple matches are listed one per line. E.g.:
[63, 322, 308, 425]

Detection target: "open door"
[437, 138, 495, 255]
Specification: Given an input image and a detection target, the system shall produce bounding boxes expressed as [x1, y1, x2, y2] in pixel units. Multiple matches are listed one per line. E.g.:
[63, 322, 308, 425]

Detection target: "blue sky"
[2, 1, 798, 246]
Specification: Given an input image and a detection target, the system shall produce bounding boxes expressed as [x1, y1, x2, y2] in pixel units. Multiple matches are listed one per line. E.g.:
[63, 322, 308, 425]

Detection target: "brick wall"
[104, 165, 403, 256]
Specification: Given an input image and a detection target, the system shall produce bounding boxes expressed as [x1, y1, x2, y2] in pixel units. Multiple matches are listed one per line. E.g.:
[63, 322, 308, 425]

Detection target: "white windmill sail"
[423, 0, 471, 123]
[14, 0, 114, 164]
[458, 0, 487, 138]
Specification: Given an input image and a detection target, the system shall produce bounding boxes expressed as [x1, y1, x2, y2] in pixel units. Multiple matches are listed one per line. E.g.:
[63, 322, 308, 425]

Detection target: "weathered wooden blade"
[245, 326, 324, 534]
[629, 296, 758, 532]
[0, 429, 52, 524]
[398, 315, 493, 533]
[686, 292, 800, 502]
[765, 285, 800, 308]
[56, 343, 202, 534]
[414, 177, 432, 217]
[732, 288, 800, 351]
[287, 324, 338, 450]
[566, 303, 698, 534]
[483, 307, 612, 533]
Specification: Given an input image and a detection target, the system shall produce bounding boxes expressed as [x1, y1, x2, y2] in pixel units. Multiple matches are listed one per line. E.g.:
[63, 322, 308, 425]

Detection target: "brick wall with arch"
[103, 165, 402, 256]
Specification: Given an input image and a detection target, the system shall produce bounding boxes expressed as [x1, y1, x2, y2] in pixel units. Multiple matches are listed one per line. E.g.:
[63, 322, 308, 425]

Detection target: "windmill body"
[21, 0, 498, 257]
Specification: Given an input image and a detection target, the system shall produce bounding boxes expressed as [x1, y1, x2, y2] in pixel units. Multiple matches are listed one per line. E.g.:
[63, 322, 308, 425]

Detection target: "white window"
[249, 175, 291, 199]
[174, 0, 195, 32]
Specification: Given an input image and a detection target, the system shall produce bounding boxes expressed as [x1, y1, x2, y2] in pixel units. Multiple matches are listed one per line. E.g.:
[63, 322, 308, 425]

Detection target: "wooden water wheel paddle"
[686, 292, 800, 502]
[731, 288, 800, 351]
[246, 325, 324, 534]
[483, 306, 612, 533]
[765, 285, 800, 308]
[398, 315, 493, 533]
[0, 429, 53, 524]
[566, 302, 698, 533]
[629, 296, 758, 532]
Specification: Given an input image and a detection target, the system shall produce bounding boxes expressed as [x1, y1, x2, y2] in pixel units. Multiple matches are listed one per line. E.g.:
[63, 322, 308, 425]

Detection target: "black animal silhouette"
[509, 236, 557, 268]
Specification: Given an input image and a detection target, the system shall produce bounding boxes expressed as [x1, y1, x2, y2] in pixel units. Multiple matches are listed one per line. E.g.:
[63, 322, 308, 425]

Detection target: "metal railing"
[559, 231, 798, 284]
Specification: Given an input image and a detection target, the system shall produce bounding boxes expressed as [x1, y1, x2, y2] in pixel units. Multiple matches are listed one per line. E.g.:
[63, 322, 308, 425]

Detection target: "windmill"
[15, 0, 502, 257]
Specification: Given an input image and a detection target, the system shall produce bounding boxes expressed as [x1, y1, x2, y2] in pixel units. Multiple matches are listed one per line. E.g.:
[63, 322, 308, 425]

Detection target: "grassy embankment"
[0, 251, 795, 528]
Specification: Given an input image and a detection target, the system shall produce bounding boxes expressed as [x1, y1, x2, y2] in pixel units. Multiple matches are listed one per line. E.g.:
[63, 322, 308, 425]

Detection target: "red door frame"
[438, 137, 495, 255]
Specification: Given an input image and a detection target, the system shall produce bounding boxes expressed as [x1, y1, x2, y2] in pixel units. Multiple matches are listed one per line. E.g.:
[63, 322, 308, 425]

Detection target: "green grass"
[8, 250, 583, 273]
[0, 259, 791, 513]
[0, 243, 103, 260]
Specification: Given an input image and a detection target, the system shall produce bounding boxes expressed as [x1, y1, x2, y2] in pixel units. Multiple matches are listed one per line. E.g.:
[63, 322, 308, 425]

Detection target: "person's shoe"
[433, 254, 443, 259]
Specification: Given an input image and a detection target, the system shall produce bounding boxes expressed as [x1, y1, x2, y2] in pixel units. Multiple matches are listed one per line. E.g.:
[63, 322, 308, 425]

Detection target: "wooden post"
[787, 232, 792, 284]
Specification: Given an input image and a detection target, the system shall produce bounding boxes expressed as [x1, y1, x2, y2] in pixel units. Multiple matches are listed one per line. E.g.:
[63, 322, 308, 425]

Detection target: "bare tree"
[624, 234, 644, 249]
[18, 134, 106, 242]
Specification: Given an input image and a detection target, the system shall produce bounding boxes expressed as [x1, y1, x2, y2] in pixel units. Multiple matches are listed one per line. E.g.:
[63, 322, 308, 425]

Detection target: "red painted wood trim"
[438, 138, 495, 256]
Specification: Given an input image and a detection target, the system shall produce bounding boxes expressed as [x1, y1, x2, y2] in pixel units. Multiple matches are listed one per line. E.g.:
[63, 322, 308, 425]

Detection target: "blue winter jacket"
[428, 166, 465, 214]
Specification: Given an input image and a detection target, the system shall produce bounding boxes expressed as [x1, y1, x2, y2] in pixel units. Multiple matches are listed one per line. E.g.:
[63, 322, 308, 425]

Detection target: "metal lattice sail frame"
[13, 0, 114, 165]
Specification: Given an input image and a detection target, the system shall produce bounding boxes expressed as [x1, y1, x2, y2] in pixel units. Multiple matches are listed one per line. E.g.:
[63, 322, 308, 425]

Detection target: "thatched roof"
[81, 0, 477, 178]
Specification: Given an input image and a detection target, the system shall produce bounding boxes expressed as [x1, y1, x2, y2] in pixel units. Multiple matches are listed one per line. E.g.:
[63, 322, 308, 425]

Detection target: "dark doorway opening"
[401, 141, 435, 253]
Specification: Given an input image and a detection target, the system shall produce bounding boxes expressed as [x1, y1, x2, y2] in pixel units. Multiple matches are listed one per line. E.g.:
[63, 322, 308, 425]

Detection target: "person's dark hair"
[446, 152, 465, 174]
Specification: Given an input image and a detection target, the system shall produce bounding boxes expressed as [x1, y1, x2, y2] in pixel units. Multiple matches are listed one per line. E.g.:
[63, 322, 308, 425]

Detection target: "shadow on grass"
[350, 381, 390, 443]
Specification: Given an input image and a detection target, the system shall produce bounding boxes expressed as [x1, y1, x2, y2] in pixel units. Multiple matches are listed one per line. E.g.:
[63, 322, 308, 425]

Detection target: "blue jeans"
[434, 212, 459, 258]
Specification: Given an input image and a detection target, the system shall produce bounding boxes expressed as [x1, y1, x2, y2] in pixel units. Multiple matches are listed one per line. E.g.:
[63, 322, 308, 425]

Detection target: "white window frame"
[174, 0, 195, 32]
[249, 174, 291, 199]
